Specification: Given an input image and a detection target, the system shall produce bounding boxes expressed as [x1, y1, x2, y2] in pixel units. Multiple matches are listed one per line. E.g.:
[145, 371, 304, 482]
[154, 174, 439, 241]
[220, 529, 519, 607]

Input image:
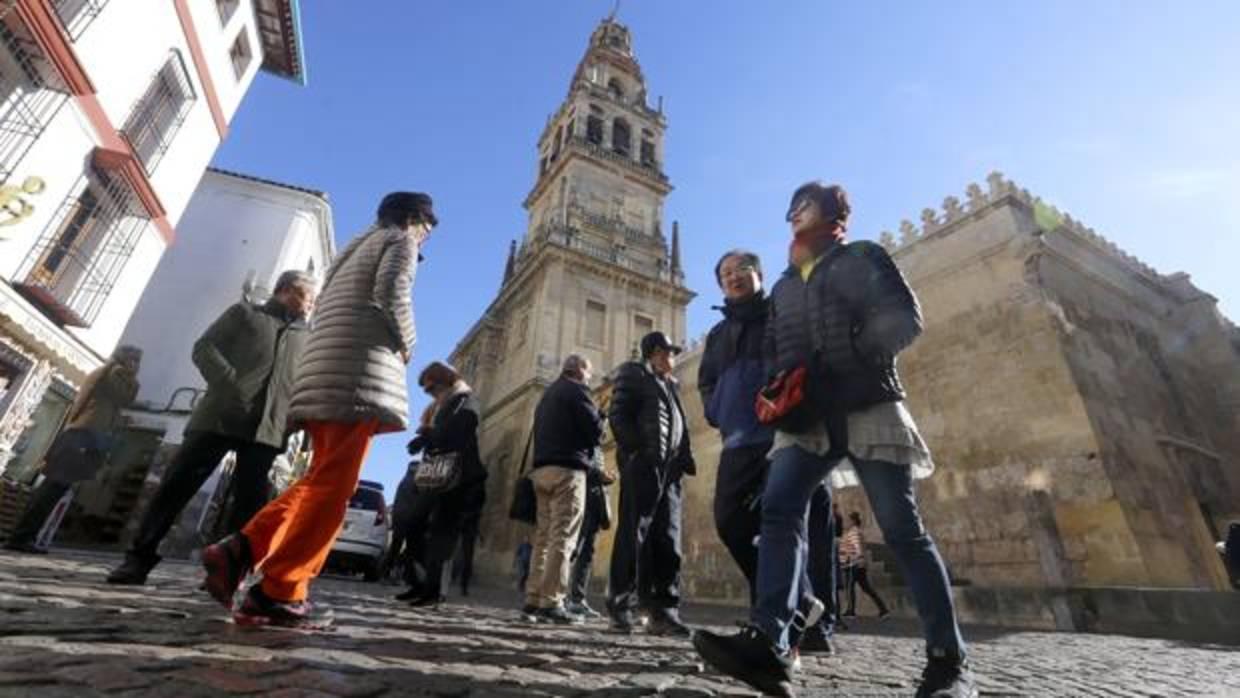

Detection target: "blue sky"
[213, 1, 1240, 497]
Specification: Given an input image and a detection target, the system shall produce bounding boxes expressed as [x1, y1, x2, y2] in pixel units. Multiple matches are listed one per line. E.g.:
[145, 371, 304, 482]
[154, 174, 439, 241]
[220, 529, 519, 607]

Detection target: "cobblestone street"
[0, 551, 1237, 697]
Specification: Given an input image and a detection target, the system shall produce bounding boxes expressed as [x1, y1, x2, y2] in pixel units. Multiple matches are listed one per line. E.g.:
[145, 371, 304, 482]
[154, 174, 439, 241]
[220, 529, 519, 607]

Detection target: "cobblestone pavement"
[1, 551, 1237, 697]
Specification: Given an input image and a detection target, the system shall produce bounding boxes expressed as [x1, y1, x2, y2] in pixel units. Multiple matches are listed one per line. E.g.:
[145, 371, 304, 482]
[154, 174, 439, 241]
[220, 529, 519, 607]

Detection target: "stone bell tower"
[450, 16, 694, 572]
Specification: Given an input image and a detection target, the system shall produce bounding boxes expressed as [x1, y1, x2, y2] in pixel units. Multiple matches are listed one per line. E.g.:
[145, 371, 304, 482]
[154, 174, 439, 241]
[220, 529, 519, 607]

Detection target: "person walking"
[106, 271, 315, 584]
[380, 460, 419, 582]
[520, 354, 603, 624]
[199, 191, 435, 629]
[699, 249, 837, 654]
[565, 459, 613, 619]
[398, 361, 486, 607]
[693, 182, 975, 698]
[4, 346, 141, 553]
[606, 331, 696, 636]
[840, 511, 890, 618]
[450, 472, 486, 596]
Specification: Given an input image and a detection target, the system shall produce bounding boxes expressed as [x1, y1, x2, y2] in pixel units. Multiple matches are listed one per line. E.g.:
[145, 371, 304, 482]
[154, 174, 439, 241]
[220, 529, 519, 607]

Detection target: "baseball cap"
[640, 331, 682, 359]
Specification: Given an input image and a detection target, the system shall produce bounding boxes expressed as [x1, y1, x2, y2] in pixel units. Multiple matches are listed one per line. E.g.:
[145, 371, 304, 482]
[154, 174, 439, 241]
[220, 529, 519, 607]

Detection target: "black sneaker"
[693, 624, 795, 698]
[106, 553, 160, 585]
[539, 604, 584, 625]
[520, 604, 541, 623]
[798, 631, 835, 656]
[233, 586, 334, 630]
[565, 600, 602, 619]
[395, 586, 423, 601]
[609, 608, 639, 634]
[201, 534, 252, 610]
[647, 608, 692, 637]
[916, 653, 978, 698]
[408, 593, 444, 608]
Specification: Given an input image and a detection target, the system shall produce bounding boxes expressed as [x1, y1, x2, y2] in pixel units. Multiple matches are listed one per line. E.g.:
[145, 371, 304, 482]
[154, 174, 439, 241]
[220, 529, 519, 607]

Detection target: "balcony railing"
[13, 171, 150, 327]
[563, 135, 667, 183]
[52, 0, 110, 41]
[0, 17, 70, 184]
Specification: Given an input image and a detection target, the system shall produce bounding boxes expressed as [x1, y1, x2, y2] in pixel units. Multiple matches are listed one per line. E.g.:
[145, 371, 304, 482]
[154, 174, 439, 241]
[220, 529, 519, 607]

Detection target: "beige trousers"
[525, 466, 587, 609]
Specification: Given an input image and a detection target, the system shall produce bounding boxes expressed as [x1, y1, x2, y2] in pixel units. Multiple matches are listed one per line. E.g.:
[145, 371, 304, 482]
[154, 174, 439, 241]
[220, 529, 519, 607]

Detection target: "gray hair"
[274, 270, 315, 294]
[112, 345, 142, 362]
[714, 249, 763, 285]
[562, 354, 591, 378]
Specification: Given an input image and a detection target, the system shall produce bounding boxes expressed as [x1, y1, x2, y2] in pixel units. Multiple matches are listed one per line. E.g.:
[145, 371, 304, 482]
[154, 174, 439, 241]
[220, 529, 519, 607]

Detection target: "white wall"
[120, 171, 333, 409]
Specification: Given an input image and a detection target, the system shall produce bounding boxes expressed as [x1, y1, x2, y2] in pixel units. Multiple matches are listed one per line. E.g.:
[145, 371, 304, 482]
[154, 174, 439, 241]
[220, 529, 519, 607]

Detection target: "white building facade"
[0, 0, 306, 480]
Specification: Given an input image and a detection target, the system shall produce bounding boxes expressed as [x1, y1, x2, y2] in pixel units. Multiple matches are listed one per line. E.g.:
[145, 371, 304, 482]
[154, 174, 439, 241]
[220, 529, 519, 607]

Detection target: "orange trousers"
[242, 419, 379, 602]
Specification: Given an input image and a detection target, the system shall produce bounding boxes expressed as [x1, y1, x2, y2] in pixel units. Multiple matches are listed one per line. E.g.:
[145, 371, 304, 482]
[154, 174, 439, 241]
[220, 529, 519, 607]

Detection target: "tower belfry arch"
[450, 15, 694, 571]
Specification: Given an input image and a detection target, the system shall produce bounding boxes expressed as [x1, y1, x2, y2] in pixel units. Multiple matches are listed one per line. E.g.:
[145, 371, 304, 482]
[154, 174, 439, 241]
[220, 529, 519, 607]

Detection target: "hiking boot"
[787, 594, 826, 649]
[647, 608, 692, 637]
[916, 652, 978, 698]
[798, 631, 836, 655]
[201, 534, 252, 610]
[106, 553, 160, 585]
[693, 624, 795, 698]
[233, 585, 334, 630]
[3, 540, 47, 555]
[609, 607, 639, 634]
[539, 604, 584, 625]
[565, 599, 602, 619]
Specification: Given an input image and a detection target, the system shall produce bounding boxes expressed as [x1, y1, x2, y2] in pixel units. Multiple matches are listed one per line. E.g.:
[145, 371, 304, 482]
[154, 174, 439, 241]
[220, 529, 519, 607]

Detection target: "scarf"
[788, 225, 846, 267]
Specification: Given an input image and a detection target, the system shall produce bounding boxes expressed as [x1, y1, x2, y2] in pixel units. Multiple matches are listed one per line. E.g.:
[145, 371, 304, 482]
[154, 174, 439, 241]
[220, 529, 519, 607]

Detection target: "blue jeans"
[752, 446, 965, 656]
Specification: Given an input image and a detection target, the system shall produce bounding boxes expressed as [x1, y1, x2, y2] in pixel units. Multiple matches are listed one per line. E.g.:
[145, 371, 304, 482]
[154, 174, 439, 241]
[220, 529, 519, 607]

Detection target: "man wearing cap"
[606, 330, 696, 635]
[106, 270, 316, 584]
[4, 346, 141, 554]
[693, 182, 975, 698]
[201, 191, 435, 629]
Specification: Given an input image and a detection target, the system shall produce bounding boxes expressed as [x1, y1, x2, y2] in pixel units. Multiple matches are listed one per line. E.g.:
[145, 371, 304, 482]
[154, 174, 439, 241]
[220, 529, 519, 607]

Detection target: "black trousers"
[844, 565, 889, 615]
[7, 478, 71, 545]
[608, 456, 683, 612]
[712, 443, 769, 605]
[127, 431, 279, 561]
[568, 485, 604, 603]
[402, 486, 468, 596]
[451, 513, 481, 594]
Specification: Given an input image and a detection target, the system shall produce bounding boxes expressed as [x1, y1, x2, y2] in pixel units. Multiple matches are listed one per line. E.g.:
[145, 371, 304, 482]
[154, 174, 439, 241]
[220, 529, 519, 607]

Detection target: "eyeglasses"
[420, 383, 435, 395]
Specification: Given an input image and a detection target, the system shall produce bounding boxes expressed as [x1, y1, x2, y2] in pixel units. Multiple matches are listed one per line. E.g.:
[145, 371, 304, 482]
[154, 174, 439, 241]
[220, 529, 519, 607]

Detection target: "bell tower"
[450, 15, 693, 570]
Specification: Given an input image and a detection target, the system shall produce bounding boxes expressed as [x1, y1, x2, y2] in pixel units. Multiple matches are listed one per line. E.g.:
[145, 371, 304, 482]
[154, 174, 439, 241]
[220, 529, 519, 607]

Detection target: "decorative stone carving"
[986, 171, 1009, 197]
[0, 358, 53, 471]
[942, 196, 964, 223]
[899, 220, 919, 244]
[920, 208, 939, 235]
[966, 183, 987, 211]
[879, 230, 897, 250]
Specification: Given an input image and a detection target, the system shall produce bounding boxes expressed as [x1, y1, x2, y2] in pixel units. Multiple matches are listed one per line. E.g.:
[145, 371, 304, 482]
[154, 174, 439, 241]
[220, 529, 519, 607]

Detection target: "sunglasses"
[785, 196, 813, 222]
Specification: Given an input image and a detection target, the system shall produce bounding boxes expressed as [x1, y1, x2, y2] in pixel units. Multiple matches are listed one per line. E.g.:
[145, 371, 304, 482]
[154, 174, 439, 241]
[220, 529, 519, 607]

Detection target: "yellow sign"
[0, 177, 46, 232]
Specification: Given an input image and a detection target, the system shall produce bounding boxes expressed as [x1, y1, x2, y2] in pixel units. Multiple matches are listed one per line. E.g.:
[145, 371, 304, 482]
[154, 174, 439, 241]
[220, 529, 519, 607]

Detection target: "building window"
[608, 77, 625, 100]
[216, 0, 240, 25]
[634, 314, 653, 341]
[585, 300, 606, 346]
[121, 50, 197, 175]
[640, 140, 656, 167]
[229, 29, 253, 79]
[13, 171, 151, 327]
[51, 0, 110, 40]
[0, 19, 70, 184]
[586, 115, 603, 146]
[612, 118, 631, 156]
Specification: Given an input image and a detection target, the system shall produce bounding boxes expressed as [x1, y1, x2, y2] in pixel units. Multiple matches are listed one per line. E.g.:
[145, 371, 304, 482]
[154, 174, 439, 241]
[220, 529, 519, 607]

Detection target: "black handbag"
[507, 429, 537, 524]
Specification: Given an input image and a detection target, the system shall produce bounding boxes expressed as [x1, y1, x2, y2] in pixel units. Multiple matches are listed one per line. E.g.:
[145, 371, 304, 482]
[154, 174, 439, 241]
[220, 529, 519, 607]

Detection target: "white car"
[326, 480, 389, 581]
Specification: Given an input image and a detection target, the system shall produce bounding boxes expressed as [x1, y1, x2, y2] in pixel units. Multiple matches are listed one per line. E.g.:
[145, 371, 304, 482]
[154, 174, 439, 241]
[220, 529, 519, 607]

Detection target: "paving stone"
[274, 668, 389, 697]
[52, 664, 153, 691]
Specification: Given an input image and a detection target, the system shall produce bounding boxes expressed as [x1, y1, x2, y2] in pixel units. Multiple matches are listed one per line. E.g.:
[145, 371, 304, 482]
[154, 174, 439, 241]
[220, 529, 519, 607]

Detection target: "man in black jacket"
[106, 270, 315, 585]
[607, 331, 695, 636]
[699, 250, 838, 654]
[694, 183, 975, 698]
[521, 354, 603, 624]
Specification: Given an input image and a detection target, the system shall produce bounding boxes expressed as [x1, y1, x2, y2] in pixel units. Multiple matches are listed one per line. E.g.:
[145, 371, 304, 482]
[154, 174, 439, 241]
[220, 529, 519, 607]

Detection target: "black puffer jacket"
[765, 240, 922, 424]
[408, 390, 487, 487]
[608, 361, 695, 477]
[533, 376, 604, 471]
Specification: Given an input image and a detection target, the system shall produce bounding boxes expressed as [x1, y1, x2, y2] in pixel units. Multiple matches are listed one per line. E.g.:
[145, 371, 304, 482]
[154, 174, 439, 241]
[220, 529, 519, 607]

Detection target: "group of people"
[1, 181, 981, 697]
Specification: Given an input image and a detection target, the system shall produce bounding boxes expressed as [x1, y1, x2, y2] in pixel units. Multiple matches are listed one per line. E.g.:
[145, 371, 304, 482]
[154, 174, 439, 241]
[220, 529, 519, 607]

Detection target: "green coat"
[185, 299, 308, 448]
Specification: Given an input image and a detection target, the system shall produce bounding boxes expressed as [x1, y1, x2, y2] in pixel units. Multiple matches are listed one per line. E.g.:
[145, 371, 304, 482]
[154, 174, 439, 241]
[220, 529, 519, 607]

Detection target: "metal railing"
[0, 17, 70, 184]
[52, 0, 110, 40]
[13, 170, 150, 327]
[121, 50, 197, 175]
